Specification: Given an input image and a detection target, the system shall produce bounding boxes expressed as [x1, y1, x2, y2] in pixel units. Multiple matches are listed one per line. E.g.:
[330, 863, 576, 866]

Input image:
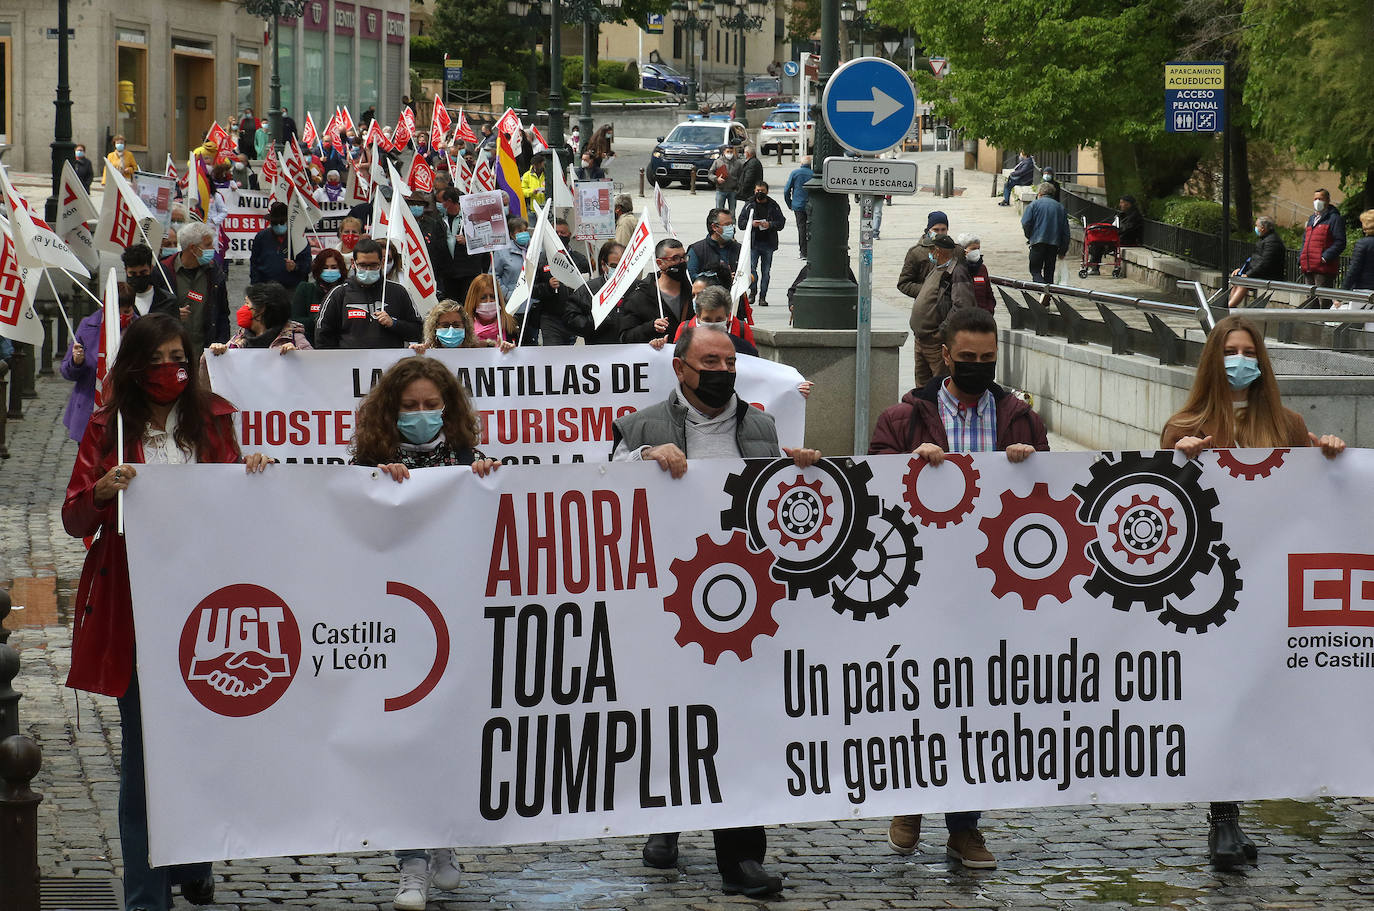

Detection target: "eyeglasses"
[658, 255, 686, 266]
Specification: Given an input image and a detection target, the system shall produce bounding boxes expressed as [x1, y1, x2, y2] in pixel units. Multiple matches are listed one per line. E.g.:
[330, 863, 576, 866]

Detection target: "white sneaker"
[393, 856, 430, 910]
[430, 847, 462, 892]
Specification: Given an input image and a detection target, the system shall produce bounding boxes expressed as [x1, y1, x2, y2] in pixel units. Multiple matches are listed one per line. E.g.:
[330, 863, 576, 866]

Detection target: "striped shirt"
[937, 378, 996, 453]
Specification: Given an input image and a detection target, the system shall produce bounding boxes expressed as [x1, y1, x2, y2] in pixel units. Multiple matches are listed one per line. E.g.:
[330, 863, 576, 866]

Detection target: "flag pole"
[40, 270, 78, 338]
[60, 268, 106, 310]
[490, 258, 505, 345]
[134, 219, 175, 294]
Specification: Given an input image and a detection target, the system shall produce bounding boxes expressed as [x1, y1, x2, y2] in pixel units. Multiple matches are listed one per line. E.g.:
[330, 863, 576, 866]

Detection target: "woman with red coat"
[63, 313, 271, 911]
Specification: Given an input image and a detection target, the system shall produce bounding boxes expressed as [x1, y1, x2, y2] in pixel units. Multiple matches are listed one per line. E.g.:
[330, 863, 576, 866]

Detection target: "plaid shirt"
[937, 378, 997, 453]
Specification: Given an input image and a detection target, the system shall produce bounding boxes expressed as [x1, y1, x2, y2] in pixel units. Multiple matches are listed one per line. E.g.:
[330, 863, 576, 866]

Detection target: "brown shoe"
[887, 814, 921, 855]
[946, 829, 997, 869]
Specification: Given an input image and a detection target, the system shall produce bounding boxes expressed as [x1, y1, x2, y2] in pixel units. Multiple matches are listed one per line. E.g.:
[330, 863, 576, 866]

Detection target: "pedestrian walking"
[783, 157, 813, 257]
[713, 147, 742, 214]
[908, 234, 971, 386]
[1228, 216, 1286, 308]
[956, 233, 995, 313]
[1020, 184, 1070, 284]
[314, 238, 422, 348]
[737, 180, 786, 307]
[1299, 188, 1346, 300]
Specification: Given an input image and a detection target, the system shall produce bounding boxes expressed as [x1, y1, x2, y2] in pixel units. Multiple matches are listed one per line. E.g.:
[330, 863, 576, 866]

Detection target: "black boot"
[642, 832, 680, 869]
[1208, 802, 1250, 870]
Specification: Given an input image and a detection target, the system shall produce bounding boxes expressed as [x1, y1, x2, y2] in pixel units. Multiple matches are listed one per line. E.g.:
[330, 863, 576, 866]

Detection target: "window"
[0, 35, 10, 144]
[334, 38, 354, 113]
[672, 25, 682, 59]
[303, 30, 325, 125]
[116, 30, 148, 147]
[360, 40, 380, 112]
[715, 31, 720, 63]
[276, 27, 295, 115]
[238, 46, 261, 118]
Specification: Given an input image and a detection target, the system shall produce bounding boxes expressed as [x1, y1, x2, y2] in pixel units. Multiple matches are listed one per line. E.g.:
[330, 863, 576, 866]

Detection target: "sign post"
[820, 56, 918, 451]
[1165, 61, 1228, 291]
[443, 56, 464, 104]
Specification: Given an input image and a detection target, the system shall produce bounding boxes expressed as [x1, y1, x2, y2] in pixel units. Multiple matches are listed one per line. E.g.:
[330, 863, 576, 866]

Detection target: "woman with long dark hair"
[62, 313, 272, 911]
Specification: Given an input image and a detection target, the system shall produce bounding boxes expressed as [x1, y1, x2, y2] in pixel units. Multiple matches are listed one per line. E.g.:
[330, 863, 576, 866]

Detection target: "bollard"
[0, 734, 43, 911]
[776, 144, 783, 166]
[689, 169, 697, 195]
[0, 368, 8, 457]
[0, 594, 17, 739]
[934, 165, 942, 198]
[991, 172, 999, 197]
[6, 352, 21, 420]
[945, 169, 954, 198]
[16, 343, 35, 401]
[638, 168, 645, 198]
[38, 314, 54, 377]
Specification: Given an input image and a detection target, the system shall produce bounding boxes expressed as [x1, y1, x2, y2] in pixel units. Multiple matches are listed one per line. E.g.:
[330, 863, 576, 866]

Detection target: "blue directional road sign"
[822, 56, 917, 155]
[783, 60, 800, 77]
[1165, 61, 1225, 134]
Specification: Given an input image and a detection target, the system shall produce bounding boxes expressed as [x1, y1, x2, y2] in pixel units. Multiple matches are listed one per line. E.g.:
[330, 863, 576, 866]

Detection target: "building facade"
[0, 0, 407, 174]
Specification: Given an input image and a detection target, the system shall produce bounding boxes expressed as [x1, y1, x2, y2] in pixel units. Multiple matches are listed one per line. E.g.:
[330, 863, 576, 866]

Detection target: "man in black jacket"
[532, 219, 591, 345]
[687, 209, 740, 288]
[314, 239, 423, 348]
[159, 222, 231, 361]
[619, 239, 690, 343]
[1088, 195, 1144, 274]
[736, 145, 764, 218]
[737, 180, 786, 307]
[1229, 215, 1287, 308]
[426, 188, 490, 303]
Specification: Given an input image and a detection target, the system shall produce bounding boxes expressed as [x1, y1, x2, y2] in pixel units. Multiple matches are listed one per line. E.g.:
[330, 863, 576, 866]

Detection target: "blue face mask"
[272, 223, 287, 236]
[720, 225, 735, 241]
[1254, 226, 1261, 236]
[1224, 354, 1261, 391]
[355, 268, 381, 285]
[320, 268, 342, 283]
[436, 326, 466, 347]
[115, 143, 125, 152]
[198, 247, 215, 266]
[397, 409, 444, 444]
[410, 204, 425, 217]
[515, 231, 531, 246]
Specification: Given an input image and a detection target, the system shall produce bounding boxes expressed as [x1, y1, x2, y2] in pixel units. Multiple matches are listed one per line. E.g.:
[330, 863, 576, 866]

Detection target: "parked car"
[641, 63, 689, 95]
[647, 119, 748, 188]
[759, 103, 814, 155]
[745, 76, 782, 103]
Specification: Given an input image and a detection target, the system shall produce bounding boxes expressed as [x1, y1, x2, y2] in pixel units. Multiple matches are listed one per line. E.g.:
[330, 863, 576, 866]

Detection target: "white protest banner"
[204, 345, 806, 464]
[573, 179, 615, 240]
[730, 206, 754, 316]
[550, 149, 574, 209]
[592, 211, 653, 328]
[133, 171, 177, 228]
[57, 161, 99, 238]
[459, 190, 509, 256]
[127, 449, 1374, 866]
[541, 224, 588, 291]
[653, 182, 674, 236]
[220, 189, 353, 261]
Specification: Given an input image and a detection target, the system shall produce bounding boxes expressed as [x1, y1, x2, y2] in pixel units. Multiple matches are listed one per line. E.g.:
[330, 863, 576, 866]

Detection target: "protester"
[564, 241, 625, 345]
[575, 151, 607, 181]
[956, 233, 995, 313]
[671, 285, 757, 355]
[908, 234, 973, 386]
[736, 145, 763, 218]
[102, 134, 137, 185]
[530, 219, 590, 346]
[249, 202, 312, 290]
[1299, 188, 1346, 297]
[1343, 209, 1374, 291]
[465, 274, 518, 349]
[321, 141, 348, 178]
[713, 146, 742, 215]
[521, 155, 548, 208]
[621, 239, 691, 343]
[614, 195, 636, 246]
[63, 313, 272, 911]
[315, 238, 422, 348]
[158, 205, 188, 260]
[72, 143, 95, 190]
[292, 248, 348, 340]
[255, 119, 271, 160]
[1000, 150, 1035, 206]
[334, 216, 365, 262]
[1228, 216, 1287, 308]
[427, 188, 491, 303]
[737, 181, 785, 307]
[1087, 195, 1144, 274]
[415, 299, 477, 351]
[123, 244, 178, 317]
[61, 283, 136, 443]
[492, 217, 530, 300]
[1021, 184, 1070, 284]
[783, 157, 813, 258]
[613, 325, 820, 898]
[315, 170, 346, 204]
[586, 124, 615, 164]
[687, 208, 740, 287]
[209, 282, 312, 356]
[161, 222, 231, 360]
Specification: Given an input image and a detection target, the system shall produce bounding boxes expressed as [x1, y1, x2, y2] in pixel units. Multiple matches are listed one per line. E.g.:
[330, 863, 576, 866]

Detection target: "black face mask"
[127, 274, 153, 293]
[664, 263, 688, 283]
[690, 366, 736, 409]
[950, 360, 997, 397]
[755, 192, 766, 201]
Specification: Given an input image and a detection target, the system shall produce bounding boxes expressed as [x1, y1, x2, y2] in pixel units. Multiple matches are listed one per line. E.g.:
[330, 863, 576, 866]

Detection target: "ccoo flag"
[494, 133, 526, 220]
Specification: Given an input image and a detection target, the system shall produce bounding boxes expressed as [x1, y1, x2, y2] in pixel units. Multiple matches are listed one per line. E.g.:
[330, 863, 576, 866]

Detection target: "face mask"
[698, 318, 728, 332]
[119, 312, 134, 329]
[396, 409, 444, 444]
[436, 326, 466, 347]
[237, 304, 255, 328]
[1224, 354, 1261, 391]
[75, 149, 85, 159]
[115, 143, 125, 152]
[664, 263, 688, 283]
[272, 223, 287, 236]
[950, 360, 997, 397]
[476, 301, 500, 320]
[965, 250, 983, 264]
[341, 234, 359, 251]
[689, 366, 736, 409]
[514, 231, 531, 246]
[410, 205, 425, 217]
[127, 274, 153, 293]
[755, 192, 766, 201]
[1254, 226, 1261, 236]
[320, 268, 342, 284]
[138, 362, 189, 404]
[1314, 199, 1327, 213]
[720, 225, 735, 241]
[929, 231, 943, 240]
[355, 268, 381, 285]
[927, 252, 937, 264]
[724, 152, 734, 159]
[198, 247, 216, 266]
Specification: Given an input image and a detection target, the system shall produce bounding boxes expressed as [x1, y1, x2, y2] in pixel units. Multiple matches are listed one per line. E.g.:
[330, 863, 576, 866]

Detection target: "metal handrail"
[1229, 276, 1374, 307]
[989, 275, 1202, 318]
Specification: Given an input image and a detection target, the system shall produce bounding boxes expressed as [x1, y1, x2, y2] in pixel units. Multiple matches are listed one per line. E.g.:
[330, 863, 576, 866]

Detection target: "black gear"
[721, 457, 880, 598]
[829, 504, 923, 621]
[1072, 452, 1224, 612]
[1157, 543, 1242, 634]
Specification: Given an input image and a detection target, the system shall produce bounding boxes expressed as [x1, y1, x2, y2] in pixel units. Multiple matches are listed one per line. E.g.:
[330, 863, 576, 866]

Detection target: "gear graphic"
[975, 482, 1097, 611]
[663, 531, 786, 664]
[721, 458, 880, 598]
[829, 505, 923, 621]
[902, 453, 981, 528]
[1157, 543, 1242, 634]
[1073, 452, 1224, 613]
[1108, 495, 1177, 565]
[1214, 448, 1288, 480]
[766, 476, 833, 551]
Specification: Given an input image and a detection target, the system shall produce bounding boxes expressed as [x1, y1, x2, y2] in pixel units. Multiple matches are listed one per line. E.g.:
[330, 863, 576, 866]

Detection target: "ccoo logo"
[178, 584, 301, 716]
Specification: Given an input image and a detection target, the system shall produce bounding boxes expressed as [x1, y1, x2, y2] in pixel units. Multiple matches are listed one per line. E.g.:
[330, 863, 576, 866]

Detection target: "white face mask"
[965, 250, 983, 264]
[1314, 199, 1327, 213]
[698, 317, 728, 332]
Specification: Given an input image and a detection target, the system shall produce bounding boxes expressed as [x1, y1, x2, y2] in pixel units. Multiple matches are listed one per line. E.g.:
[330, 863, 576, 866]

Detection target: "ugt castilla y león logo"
[178, 584, 302, 716]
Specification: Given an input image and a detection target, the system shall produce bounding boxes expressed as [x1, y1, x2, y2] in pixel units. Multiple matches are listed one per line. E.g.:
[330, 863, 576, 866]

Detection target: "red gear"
[663, 531, 786, 664]
[766, 475, 834, 551]
[1214, 448, 1288, 480]
[976, 482, 1096, 611]
[1108, 494, 1176, 565]
[902, 453, 980, 528]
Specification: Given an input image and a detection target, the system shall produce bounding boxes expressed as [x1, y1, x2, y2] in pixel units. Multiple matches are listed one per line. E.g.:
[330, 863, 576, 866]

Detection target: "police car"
[759, 103, 813, 155]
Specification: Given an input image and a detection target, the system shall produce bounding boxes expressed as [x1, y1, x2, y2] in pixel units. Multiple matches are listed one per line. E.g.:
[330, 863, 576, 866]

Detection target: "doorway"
[173, 52, 215, 159]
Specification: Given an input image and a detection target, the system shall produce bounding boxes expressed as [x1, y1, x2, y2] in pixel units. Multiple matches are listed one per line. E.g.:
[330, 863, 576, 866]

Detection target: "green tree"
[432, 0, 531, 93]
[1243, 0, 1374, 209]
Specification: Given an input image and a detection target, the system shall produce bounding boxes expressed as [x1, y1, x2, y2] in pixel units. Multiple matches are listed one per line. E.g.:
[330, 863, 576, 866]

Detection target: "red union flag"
[364, 119, 391, 152]
[431, 96, 451, 144]
[593, 211, 654, 328]
[392, 111, 413, 149]
[496, 108, 520, 136]
[261, 152, 280, 186]
[387, 161, 439, 315]
[302, 112, 320, 149]
[452, 109, 477, 144]
[405, 154, 435, 195]
[206, 121, 233, 152]
[0, 230, 43, 346]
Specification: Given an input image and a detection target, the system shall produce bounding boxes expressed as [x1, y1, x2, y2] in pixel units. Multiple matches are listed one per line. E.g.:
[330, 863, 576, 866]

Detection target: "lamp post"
[43, 0, 74, 226]
[839, 0, 872, 60]
[543, 0, 566, 147]
[669, 0, 714, 112]
[569, 0, 622, 146]
[242, 0, 309, 144]
[717, 0, 765, 128]
[506, 0, 545, 121]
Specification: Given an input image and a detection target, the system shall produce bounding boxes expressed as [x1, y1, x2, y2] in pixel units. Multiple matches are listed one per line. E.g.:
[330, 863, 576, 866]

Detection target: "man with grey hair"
[160, 220, 230, 360]
[678, 284, 758, 355]
[614, 194, 636, 246]
[1229, 214, 1287, 308]
[736, 144, 764, 220]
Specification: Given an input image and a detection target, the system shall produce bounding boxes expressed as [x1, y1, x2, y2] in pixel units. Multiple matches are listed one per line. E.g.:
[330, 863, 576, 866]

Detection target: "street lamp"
[670, 0, 714, 112]
[567, 0, 622, 149]
[716, 0, 765, 128]
[241, 0, 309, 144]
[507, 0, 545, 121]
[839, 0, 872, 60]
[43, 0, 73, 227]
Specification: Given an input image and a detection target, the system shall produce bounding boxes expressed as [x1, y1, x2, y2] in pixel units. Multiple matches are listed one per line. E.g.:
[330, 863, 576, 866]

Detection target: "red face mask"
[237, 304, 255, 328]
[119, 312, 135, 330]
[138, 362, 190, 404]
[341, 233, 360, 252]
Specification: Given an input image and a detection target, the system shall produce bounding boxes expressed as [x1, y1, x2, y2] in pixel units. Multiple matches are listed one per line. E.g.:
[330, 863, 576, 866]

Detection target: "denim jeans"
[750, 247, 775, 303]
[1003, 176, 1028, 204]
[119, 675, 212, 911]
[1028, 243, 1058, 284]
[539, 314, 577, 346]
[945, 811, 982, 833]
[872, 197, 885, 235]
[714, 190, 737, 217]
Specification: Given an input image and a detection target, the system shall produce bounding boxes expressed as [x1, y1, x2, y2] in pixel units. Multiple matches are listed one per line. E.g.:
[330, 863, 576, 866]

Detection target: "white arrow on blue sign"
[821, 56, 918, 156]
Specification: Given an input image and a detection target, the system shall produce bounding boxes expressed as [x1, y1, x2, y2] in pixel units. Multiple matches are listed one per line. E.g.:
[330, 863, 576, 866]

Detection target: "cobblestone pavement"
[3, 162, 1372, 911]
